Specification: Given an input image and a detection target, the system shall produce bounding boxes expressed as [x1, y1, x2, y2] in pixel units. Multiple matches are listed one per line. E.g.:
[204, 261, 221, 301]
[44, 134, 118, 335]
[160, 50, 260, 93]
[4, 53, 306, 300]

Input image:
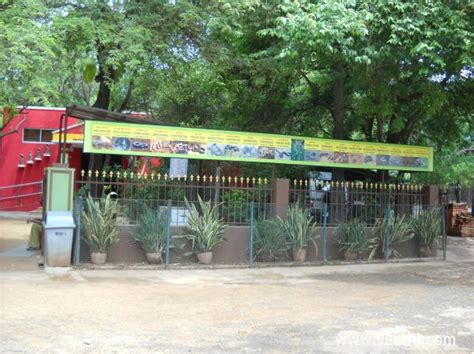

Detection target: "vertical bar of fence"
[383, 206, 391, 262]
[165, 199, 172, 268]
[248, 202, 254, 268]
[322, 203, 328, 265]
[73, 197, 82, 266]
[441, 205, 447, 260]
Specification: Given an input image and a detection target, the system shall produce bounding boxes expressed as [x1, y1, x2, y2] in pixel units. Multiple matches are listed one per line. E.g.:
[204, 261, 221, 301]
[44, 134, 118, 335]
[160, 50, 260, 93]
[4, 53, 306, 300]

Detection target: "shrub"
[253, 218, 287, 261]
[411, 207, 441, 247]
[337, 219, 369, 254]
[277, 203, 318, 250]
[81, 193, 118, 252]
[185, 195, 227, 253]
[368, 210, 414, 260]
[134, 209, 168, 255]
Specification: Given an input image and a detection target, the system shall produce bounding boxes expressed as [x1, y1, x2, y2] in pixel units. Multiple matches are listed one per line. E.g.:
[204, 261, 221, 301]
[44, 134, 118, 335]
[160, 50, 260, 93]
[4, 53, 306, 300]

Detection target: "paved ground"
[0, 218, 473, 353]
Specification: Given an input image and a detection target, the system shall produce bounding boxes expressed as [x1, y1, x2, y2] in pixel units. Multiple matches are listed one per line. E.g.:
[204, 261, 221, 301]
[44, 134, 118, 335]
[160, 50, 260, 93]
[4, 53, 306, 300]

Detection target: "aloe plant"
[277, 203, 318, 250]
[81, 193, 118, 252]
[253, 218, 287, 261]
[368, 210, 414, 260]
[133, 209, 168, 255]
[185, 196, 227, 252]
[337, 219, 369, 254]
[411, 207, 441, 248]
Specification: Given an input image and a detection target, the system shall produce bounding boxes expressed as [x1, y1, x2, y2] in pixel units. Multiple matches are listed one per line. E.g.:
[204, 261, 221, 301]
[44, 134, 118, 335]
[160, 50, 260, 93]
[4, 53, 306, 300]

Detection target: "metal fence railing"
[0, 180, 43, 210]
[441, 184, 473, 209]
[76, 171, 272, 225]
[76, 170, 273, 218]
[73, 197, 447, 267]
[290, 180, 424, 226]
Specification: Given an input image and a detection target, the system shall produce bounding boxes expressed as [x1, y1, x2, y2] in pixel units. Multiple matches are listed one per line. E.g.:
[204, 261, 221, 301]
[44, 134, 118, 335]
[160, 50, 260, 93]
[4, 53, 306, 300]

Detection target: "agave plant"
[81, 193, 118, 253]
[277, 203, 318, 250]
[368, 210, 414, 260]
[133, 209, 168, 256]
[253, 217, 287, 262]
[184, 196, 227, 253]
[411, 207, 441, 248]
[337, 219, 369, 254]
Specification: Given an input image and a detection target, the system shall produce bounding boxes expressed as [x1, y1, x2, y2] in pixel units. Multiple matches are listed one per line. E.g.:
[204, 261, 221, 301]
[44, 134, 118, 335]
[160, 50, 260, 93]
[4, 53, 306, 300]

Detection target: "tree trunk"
[332, 64, 345, 181]
[332, 65, 345, 140]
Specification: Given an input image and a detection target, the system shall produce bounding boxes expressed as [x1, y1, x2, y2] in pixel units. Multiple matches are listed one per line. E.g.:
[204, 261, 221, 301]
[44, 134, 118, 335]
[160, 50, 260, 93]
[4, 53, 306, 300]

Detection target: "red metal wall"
[0, 107, 78, 210]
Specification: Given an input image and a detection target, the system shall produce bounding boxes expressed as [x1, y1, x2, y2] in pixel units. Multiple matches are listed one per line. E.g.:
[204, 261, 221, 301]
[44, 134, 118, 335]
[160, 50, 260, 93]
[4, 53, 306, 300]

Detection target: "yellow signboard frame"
[83, 121, 433, 171]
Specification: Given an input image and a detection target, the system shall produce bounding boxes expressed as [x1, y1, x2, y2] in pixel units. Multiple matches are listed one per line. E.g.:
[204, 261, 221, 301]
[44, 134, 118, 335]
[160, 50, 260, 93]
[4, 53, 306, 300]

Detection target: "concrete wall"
[80, 225, 419, 264]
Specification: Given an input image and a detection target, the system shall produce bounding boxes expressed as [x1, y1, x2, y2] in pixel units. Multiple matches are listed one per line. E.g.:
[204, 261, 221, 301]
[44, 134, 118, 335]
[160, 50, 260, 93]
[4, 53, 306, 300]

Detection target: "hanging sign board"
[83, 121, 433, 172]
[169, 158, 188, 178]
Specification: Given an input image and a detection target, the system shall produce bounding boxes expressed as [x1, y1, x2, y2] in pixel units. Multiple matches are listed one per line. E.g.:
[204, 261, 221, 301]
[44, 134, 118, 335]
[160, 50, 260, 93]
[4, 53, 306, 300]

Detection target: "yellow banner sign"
[83, 121, 433, 171]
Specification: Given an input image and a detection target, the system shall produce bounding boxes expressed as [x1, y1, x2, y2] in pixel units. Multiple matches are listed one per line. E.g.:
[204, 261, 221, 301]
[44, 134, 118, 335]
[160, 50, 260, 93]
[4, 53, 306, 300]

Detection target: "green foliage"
[185, 195, 227, 253]
[411, 208, 441, 248]
[222, 189, 254, 223]
[368, 210, 414, 260]
[337, 219, 369, 254]
[277, 203, 318, 250]
[253, 218, 287, 262]
[81, 193, 118, 253]
[1, 0, 472, 184]
[133, 209, 168, 255]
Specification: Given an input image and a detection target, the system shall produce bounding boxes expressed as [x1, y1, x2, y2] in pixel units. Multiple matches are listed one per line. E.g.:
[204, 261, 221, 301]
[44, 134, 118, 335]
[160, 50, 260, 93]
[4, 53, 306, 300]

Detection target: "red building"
[0, 107, 83, 211]
[0, 106, 163, 211]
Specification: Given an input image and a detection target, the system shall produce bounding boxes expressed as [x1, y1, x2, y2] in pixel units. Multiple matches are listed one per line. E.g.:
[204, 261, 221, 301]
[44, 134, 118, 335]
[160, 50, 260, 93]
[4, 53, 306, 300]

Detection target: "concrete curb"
[0, 212, 42, 220]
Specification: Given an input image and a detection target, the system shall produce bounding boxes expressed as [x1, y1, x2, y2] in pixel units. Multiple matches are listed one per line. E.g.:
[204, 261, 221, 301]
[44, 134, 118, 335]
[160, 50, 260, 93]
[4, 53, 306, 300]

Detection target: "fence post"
[73, 197, 82, 266]
[441, 205, 447, 260]
[165, 199, 172, 268]
[322, 203, 328, 265]
[383, 206, 391, 262]
[248, 202, 254, 268]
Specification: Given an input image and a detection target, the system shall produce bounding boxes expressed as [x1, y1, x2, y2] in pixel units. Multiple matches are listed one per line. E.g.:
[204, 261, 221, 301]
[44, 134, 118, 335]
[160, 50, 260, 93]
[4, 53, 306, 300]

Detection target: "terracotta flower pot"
[146, 252, 162, 264]
[90, 252, 107, 264]
[292, 248, 307, 262]
[419, 245, 437, 257]
[197, 251, 213, 264]
[344, 250, 359, 261]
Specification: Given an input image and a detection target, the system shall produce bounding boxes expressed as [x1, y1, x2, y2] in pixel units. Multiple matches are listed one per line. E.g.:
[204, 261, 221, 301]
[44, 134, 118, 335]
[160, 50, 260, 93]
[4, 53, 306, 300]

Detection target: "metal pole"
[441, 205, 447, 260]
[384, 206, 391, 262]
[73, 197, 82, 266]
[248, 202, 254, 268]
[322, 203, 328, 264]
[165, 199, 172, 268]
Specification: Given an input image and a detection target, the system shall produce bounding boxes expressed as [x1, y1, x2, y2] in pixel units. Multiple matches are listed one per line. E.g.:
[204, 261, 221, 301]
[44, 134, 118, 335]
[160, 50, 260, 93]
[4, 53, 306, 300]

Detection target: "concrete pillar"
[422, 185, 440, 206]
[272, 178, 290, 218]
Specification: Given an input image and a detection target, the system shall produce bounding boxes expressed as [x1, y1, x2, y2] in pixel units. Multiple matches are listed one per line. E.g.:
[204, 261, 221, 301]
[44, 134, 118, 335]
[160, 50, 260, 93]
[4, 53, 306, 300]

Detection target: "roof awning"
[65, 104, 175, 126]
[52, 122, 84, 144]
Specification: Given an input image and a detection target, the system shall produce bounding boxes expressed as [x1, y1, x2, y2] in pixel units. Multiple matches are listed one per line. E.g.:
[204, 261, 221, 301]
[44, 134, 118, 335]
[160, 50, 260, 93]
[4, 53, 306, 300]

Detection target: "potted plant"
[133, 209, 168, 263]
[185, 196, 226, 264]
[411, 208, 441, 257]
[368, 210, 414, 260]
[253, 217, 287, 262]
[277, 203, 318, 262]
[337, 219, 369, 260]
[81, 193, 119, 264]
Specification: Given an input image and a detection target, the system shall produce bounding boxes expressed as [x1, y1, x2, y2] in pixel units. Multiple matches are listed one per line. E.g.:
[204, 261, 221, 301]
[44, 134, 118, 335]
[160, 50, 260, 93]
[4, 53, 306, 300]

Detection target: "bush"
[134, 209, 168, 255]
[185, 195, 227, 253]
[253, 218, 287, 262]
[81, 193, 118, 253]
[411, 208, 441, 247]
[277, 203, 318, 250]
[337, 219, 369, 254]
[368, 210, 414, 260]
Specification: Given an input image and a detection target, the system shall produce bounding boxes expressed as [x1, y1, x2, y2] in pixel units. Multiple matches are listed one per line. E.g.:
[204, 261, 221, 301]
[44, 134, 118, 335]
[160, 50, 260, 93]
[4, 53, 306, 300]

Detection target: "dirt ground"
[0, 217, 473, 353]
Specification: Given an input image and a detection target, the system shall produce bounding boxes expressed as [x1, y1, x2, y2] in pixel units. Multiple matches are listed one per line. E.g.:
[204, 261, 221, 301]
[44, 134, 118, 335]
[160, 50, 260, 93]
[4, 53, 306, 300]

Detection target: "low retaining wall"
[80, 225, 419, 264]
